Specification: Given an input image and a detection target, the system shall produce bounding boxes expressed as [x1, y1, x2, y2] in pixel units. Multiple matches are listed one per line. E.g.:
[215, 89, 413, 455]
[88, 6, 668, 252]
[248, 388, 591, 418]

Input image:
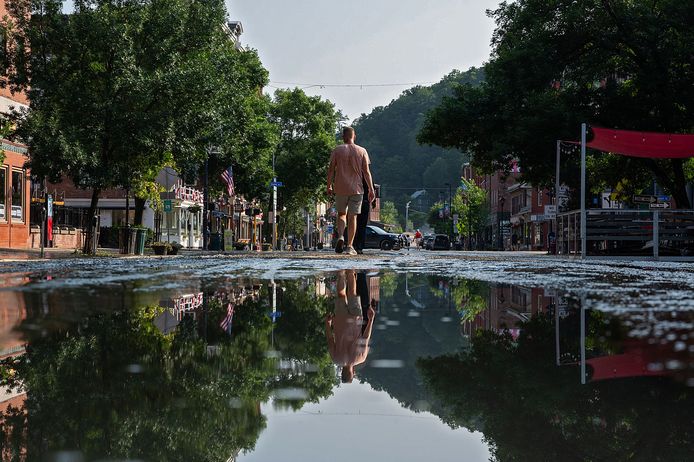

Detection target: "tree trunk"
[83, 188, 101, 254]
[134, 197, 146, 226]
[644, 159, 691, 209]
[125, 188, 130, 227]
[670, 159, 691, 209]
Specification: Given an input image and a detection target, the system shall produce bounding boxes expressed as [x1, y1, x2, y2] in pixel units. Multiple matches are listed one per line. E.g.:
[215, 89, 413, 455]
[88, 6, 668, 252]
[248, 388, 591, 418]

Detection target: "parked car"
[423, 234, 435, 250]
[365, 225, 401, 250]
[427, 234, 451, 250]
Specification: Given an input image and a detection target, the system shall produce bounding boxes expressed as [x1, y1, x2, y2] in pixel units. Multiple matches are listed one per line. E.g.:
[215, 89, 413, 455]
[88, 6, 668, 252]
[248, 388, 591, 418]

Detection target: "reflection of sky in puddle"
[240, 381, 489, 462]
[1, 265, 693, 460]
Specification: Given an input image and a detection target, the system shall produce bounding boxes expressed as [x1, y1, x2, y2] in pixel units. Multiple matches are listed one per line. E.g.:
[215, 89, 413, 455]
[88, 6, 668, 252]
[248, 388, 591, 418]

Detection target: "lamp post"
[498, 196, 506, 250]
[204, 145, 220, 251]
[445, 182, 452, 242]
[272, 152, 278, 250]
[405, 201, 411, 232]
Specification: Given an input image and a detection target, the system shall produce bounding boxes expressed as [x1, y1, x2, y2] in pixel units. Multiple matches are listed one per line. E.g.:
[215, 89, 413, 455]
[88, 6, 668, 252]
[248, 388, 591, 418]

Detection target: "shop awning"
[584, 127, 694, 159]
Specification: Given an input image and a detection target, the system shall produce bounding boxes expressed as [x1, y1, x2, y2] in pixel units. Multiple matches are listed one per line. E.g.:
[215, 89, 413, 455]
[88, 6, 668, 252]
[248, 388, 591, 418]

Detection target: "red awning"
[586, 127, 694, 159]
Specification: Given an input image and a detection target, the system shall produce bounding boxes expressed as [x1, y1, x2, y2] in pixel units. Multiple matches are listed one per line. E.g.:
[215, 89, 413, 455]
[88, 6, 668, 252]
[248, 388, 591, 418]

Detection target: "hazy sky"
[227, 0, 499, 121]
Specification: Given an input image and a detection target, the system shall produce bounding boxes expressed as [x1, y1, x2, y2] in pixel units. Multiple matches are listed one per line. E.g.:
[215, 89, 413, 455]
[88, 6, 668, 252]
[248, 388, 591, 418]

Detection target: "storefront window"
[0, 168, 6, 221]
[11, 169, 24, 222]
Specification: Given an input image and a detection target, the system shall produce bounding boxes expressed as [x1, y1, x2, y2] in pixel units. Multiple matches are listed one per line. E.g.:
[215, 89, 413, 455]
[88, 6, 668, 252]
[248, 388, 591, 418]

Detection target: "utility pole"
[405, 201, 411, 231]
[203, 152, 209, 250]
[272, 153, 278, 250]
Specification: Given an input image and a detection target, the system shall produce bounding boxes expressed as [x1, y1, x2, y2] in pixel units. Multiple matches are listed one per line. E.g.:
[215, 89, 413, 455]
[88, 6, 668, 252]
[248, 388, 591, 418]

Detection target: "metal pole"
[580, 123, 587, 259]
[272, 153, 278, 250]
[40, 207, 46, 259]
[448, 183, 455, 242]
[203, 151, 209, 251]
[555, 140, 561, 250]
[405, 201, 410, 232]
[653, 210, 660, 259]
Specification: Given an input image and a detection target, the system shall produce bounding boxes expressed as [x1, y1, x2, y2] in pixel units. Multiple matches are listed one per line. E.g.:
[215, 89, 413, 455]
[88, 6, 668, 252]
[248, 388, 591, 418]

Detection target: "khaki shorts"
[335, 194, 363, 215]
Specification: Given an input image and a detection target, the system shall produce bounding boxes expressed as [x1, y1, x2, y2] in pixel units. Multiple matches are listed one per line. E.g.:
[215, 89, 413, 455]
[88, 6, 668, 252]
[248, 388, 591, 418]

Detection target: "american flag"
[220, 302, 235, 334]
[220, 166, 235, 196]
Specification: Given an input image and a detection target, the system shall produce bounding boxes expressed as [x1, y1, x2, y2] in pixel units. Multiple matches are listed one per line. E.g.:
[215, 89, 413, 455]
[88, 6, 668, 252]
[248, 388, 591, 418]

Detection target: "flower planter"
[152, 245, 167, 255]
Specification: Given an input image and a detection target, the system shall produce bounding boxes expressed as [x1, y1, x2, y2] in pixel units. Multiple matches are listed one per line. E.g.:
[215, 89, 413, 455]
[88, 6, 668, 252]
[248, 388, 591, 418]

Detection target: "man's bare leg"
[335, 212, 347, 253]
[346, 212, 357, 248]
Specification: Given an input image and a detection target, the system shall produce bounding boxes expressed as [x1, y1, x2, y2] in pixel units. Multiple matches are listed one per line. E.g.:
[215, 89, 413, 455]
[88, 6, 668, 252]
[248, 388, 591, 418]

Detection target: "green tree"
[379, 200, 401, 229]
[0, 0, 277, 250]
[270, 88, 344, 237]
[419, 1, 694, 208]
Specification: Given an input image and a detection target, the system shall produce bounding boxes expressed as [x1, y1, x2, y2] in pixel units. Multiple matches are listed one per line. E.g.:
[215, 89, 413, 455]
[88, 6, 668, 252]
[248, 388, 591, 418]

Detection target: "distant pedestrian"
[511, 233, 518, 251]
[414, 229, 423, 250]
[327, 127, 375, 256]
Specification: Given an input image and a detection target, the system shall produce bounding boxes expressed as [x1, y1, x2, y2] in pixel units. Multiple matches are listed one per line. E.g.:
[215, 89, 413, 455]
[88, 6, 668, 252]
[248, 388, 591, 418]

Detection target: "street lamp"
[445, 182, 452, 242]
[204, 145, 220, 251]
[405, 201, 411, 232]
[498, 196, 506, 250]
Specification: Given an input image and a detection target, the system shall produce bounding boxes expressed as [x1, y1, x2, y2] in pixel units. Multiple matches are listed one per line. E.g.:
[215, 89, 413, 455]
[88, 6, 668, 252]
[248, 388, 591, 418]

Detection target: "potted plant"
[151, 242, 172, 255]
[169, 242, 183, 255]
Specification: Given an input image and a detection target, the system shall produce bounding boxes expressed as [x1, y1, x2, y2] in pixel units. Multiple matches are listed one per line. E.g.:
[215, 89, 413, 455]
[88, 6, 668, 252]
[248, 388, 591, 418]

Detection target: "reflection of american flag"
[220, 303, 235, 334]
[221, 166, 235, 196]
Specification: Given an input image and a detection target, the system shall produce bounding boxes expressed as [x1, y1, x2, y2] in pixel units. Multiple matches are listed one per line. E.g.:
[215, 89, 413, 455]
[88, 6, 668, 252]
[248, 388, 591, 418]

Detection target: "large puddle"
[1, 262, 692, 461]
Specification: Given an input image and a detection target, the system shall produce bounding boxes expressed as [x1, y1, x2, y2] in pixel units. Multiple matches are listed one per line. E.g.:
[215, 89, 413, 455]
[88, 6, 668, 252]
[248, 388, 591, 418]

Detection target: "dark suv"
[365, 225, 400, 250]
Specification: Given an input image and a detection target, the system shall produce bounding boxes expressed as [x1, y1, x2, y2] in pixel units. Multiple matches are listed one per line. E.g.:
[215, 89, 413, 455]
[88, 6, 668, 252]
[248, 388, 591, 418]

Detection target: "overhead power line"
[269, 80, 437, 90]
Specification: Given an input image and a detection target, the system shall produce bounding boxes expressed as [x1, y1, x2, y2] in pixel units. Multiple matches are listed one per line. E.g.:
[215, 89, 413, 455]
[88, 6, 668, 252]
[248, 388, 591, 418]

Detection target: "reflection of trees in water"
[0, 281, 337, 462]
[418, 315, 694, 462]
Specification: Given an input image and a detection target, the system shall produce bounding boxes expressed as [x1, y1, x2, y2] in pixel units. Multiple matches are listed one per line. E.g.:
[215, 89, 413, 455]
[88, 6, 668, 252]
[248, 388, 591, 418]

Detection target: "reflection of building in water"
[462, 284, 553, 338]
[0, 284, 27, 359]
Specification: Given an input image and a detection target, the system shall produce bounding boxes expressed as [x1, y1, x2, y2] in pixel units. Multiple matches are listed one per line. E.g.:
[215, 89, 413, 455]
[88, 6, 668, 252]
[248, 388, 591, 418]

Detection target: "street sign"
[544, 205, 557, 217]
[649, 202, 670, 209]
[657, 195, 671, 202]
[633, 195, 658, 204]
[163, 199, 173, 212]
[270, 181, 284, 187]
[531, 214, 553, 222]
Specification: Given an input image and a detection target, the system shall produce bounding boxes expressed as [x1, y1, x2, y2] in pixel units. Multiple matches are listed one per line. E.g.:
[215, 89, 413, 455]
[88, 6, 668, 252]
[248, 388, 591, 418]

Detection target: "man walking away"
[327, 127, 375, 256]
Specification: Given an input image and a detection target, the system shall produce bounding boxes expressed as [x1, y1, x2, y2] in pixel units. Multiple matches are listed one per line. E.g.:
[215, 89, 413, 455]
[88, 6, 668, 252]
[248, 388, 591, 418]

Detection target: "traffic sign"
[633, 195, 658, 204]
[163, 199, 173, 212]
[649, 202, 670, 209]
[270, 181, 284, 187]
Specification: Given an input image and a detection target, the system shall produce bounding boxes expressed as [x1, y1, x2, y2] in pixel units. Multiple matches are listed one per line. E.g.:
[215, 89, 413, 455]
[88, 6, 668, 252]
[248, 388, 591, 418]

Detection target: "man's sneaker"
[345, 246, 358, 256]
[356, 249, 364, 255]
[335, 238, 344, 254]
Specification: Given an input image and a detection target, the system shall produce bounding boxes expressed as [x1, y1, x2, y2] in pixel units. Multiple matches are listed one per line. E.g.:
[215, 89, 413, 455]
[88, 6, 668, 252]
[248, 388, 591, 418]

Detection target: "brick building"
[0, 1, 31, 249]
[465, 163, 553, 251]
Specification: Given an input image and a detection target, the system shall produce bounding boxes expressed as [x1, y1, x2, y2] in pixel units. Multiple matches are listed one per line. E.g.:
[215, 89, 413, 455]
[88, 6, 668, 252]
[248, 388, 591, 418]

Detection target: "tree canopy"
[419, 0, 694, 208]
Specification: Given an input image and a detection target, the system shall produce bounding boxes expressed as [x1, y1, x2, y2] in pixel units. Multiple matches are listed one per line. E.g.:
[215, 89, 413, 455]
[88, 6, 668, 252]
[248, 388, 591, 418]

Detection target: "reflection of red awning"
[586, 352, 664, 381]
[586, 127, 694, 159]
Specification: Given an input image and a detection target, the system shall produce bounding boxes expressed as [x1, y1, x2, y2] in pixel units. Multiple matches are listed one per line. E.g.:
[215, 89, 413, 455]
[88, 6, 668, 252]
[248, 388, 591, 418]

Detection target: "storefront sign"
[172, 184, 203, 205]
[11, 205, 22, 219]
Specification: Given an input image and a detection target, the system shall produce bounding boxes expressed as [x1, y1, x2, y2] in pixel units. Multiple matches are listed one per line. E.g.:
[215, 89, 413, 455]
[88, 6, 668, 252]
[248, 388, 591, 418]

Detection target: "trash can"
[134, 228, 146, 255]
[119, 226, 131, 254]
[209, 232, 223, 251]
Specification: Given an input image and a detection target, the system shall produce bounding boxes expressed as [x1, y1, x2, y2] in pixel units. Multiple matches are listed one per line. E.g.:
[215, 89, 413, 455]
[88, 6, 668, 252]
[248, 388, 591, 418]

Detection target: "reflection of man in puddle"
[326, 270, 375, 383]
